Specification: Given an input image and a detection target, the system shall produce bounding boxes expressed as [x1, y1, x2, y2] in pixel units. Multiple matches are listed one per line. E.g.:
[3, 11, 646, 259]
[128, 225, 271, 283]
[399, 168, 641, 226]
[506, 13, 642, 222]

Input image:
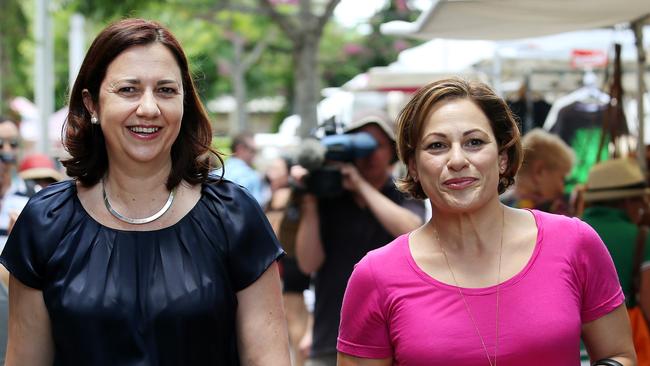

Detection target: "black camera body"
[297, 132, 377, 198]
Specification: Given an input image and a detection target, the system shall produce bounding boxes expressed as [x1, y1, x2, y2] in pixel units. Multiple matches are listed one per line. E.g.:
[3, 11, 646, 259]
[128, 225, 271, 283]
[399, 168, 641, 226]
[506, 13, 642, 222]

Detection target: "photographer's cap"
[344, 110, 395, 142]
[584, 158, 650, 202]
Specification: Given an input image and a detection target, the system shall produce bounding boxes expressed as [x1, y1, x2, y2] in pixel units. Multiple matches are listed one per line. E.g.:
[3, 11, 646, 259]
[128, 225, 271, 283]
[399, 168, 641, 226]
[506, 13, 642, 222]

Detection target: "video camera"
[296, 129, 377, 198]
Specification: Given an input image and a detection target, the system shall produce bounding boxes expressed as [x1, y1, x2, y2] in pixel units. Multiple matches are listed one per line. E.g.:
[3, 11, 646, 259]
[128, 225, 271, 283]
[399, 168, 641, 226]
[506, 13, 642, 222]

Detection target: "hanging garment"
[551, 101, 609, 192]
[508, 99, 552, 133]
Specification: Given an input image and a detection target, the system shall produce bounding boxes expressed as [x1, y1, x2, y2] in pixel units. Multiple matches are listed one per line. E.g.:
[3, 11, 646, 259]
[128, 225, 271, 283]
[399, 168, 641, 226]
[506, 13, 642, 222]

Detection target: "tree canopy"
[2, 0, 421, 133]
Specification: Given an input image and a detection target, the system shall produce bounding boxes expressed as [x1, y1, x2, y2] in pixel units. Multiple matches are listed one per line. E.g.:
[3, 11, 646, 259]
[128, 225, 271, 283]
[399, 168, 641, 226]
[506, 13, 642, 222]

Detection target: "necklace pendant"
[102, 179, 176, 225]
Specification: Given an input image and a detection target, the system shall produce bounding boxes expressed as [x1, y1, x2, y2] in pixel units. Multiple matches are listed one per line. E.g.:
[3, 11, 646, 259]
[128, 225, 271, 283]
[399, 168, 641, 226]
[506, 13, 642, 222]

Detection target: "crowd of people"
[0, 16, 646, 366]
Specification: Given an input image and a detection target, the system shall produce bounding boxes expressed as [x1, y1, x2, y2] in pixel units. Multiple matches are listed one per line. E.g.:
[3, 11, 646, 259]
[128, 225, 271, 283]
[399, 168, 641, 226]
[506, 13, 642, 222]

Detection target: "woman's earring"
[91, 115, 99, 125]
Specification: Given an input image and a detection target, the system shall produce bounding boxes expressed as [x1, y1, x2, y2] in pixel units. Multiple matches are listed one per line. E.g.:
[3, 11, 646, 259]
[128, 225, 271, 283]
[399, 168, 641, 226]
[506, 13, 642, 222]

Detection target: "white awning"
[381, 0, 650, 41]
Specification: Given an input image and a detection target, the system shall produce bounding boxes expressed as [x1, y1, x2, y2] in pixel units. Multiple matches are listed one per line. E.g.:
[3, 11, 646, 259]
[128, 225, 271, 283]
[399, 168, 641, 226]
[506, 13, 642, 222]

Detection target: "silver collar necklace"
[102, 179, 176, 225]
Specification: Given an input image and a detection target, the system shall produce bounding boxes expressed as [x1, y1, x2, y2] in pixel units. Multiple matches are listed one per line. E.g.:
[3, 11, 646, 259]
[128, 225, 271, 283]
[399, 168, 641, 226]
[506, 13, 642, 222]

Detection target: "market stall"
[381, 0, 650, 168]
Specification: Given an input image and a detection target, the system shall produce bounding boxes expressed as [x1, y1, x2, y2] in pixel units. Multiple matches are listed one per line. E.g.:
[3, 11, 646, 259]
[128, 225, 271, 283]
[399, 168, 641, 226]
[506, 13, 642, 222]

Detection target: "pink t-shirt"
[337, 210, 624, 365]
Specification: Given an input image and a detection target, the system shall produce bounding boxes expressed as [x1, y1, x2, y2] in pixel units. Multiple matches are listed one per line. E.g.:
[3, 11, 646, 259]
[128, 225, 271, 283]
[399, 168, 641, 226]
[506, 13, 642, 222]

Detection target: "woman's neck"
[104, 158, 173, 199]
[426, 197, 505, 251]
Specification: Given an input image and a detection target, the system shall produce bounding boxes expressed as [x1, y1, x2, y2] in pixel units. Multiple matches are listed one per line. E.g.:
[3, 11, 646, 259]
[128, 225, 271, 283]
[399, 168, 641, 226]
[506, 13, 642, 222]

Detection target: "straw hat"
[583, 158, 650, 202]
[18, 154, 64, 182]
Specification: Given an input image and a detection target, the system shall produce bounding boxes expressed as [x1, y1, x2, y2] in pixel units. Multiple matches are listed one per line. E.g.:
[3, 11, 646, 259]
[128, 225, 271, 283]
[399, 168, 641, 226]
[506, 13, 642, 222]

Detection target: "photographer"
[295, 111, 424, 366]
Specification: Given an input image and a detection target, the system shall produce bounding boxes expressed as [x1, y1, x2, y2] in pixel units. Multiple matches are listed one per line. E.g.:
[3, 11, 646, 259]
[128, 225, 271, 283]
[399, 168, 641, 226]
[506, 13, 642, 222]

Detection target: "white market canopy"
[381, 0, 650, 41]
[381, 0, 650, 167]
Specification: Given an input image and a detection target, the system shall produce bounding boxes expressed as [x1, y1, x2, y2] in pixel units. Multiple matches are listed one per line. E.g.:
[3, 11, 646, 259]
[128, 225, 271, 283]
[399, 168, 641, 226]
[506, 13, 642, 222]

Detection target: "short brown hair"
[395, 77, 523, 199]
[62, 18, 221, 189]
[519, 128, 574, 177]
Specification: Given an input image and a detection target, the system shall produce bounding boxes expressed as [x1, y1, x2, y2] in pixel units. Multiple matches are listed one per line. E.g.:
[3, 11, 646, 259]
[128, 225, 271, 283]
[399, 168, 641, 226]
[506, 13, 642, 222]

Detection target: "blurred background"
[0, 0, 649, 172]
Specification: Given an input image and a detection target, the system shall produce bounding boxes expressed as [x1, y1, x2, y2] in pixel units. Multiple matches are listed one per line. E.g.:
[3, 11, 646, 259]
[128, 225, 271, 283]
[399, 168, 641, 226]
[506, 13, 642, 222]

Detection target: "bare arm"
[341, 164, 422, 237]
[236, 261, 291, 366]
[582, 304, 637, 366]
[640, 268, 650, 322]
[337, 353, 392, 366]
[295, 194, 325, 274]
[5, 276, 54, 366]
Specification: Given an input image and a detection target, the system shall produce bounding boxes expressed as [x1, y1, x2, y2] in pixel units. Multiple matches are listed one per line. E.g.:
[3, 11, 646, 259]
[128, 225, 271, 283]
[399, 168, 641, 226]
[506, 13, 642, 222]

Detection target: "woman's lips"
[443, 177, 477, 190]
[127, 125, 162, 140]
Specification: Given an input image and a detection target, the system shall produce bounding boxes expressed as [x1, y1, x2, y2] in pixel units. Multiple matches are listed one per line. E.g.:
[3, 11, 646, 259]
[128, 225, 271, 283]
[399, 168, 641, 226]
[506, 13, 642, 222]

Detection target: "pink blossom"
[344, 43, 365, 56]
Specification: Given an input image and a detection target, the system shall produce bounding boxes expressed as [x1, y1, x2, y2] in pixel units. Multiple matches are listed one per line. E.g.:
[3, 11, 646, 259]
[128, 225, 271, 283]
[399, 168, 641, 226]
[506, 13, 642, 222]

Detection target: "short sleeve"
[0, 181, 75, 289]
[337, 255, 392, 359]
[207, 181, 284, 291]
[576, 219, 625, 323]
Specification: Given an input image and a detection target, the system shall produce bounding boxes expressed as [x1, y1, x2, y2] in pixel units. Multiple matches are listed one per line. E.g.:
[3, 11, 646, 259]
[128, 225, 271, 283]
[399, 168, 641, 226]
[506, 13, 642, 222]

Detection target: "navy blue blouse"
[0, 179, 284, 366]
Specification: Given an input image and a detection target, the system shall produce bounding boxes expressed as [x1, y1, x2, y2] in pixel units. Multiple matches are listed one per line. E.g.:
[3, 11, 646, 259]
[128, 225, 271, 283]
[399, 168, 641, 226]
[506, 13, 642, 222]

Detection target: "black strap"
[592, 358, 624, 366]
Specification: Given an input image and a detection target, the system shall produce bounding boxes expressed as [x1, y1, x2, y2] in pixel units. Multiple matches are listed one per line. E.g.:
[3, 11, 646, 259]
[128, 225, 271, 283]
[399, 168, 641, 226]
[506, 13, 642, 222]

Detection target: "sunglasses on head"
[0, 138, 20, 149]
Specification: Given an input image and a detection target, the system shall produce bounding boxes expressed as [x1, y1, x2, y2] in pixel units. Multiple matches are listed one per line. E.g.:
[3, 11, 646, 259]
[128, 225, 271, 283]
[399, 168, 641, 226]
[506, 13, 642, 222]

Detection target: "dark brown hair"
[395, 77, 523, 199]
[62, 18, 221, 189]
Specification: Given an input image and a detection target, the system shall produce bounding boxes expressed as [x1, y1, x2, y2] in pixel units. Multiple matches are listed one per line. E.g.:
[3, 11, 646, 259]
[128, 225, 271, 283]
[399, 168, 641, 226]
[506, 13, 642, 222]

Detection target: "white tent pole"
[34, 0, 54, 155]
[633, 18, 648, 172]
[69, 14, 85, 92]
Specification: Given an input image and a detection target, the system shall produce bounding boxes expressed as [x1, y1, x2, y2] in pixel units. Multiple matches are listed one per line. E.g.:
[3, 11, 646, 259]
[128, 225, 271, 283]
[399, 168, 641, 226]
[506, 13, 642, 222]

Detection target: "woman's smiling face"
[84, 43, 184, 167]
[410, 98, 506, 213]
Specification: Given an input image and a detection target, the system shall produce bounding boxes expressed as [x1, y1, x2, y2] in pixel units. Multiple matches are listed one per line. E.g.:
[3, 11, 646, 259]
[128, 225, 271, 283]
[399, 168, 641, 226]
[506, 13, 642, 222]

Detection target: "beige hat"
[344, 110, 396, 142]
[584, 158, 650, 202]
[18, 154, 64, 182]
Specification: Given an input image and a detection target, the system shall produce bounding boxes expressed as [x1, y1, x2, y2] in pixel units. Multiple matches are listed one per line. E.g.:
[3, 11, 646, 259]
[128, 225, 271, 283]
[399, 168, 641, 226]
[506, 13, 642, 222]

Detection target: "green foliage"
[320, 0, 422, 88]
[320, 22, 366, 88]
[212, 135, 232, 156]
[2, 0, 421, 132]
[0, 0, 30, 112]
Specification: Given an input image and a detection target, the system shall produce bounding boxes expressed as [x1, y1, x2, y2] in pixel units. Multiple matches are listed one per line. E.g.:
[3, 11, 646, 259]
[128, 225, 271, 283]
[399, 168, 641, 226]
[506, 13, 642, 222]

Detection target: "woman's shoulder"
[528, 209, 603, 255]
[2, 180, 80, 288]
[24, 180, 78, 213]
[202, 178, 259, 204]
[528, 209, 584, 232]
[357, 234, 410, 275]
[14, 180, 79, 234]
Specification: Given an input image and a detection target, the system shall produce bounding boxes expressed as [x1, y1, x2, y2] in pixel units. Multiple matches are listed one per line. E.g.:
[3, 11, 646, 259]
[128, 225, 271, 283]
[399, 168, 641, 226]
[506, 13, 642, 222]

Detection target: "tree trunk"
[231, 35, 248, 133]
[257, 0, 341, 138]
[294, 33, 319, 138]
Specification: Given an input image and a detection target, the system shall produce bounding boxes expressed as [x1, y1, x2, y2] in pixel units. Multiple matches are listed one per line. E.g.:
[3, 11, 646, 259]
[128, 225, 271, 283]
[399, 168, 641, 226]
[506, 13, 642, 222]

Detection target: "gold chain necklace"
[435, 208, 504, 366]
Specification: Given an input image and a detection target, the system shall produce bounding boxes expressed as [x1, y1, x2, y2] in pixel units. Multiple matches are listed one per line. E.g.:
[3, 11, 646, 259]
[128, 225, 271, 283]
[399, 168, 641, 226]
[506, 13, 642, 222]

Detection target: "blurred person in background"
[0, 18, 289, 366]
[18, 153, 65, 195]
[222, 131, 270, 207]
[0, 152, 63, 366]
[295, 111, 425, 366]
[265, 156, 311, 366]
[582, 158, 650, 364]
[501, 128, 574, 215]
[337, 78, 635, 366]
[0, 115, 26, 366]
[0, 117, 28, 251]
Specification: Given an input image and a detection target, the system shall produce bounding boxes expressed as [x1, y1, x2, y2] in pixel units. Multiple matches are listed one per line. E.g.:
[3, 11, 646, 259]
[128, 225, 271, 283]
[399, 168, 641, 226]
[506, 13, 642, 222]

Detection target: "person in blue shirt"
[222, 132, 270, 206]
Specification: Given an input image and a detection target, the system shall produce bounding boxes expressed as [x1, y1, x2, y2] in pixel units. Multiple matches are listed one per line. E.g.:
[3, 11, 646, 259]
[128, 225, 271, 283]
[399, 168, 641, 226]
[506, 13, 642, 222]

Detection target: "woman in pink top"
[337, 78, 636, 366]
